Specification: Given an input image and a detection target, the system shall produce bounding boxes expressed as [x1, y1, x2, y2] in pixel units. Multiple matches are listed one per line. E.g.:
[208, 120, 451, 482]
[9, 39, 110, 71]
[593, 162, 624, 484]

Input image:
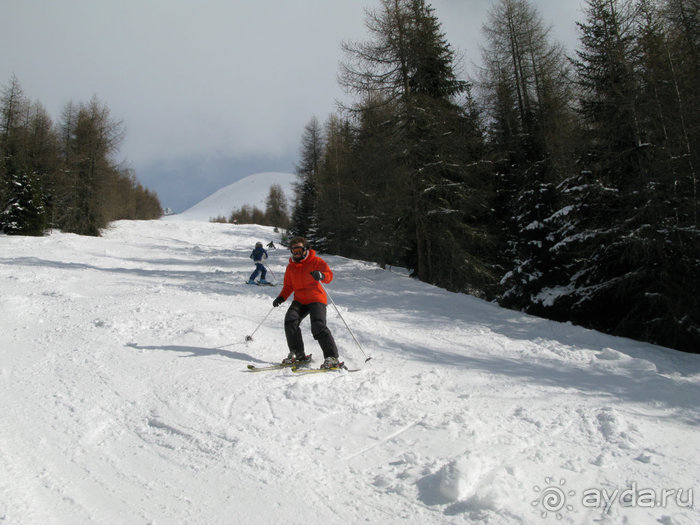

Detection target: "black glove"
[272, 296, 284, 307]
[311, 271, 324, 281]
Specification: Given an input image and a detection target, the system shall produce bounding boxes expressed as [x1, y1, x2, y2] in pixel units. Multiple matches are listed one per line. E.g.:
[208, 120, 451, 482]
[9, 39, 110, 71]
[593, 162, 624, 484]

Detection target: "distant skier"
[271, 237, 341, 369]
[266, 241, 276, 249]
[247, 242, 269, 284]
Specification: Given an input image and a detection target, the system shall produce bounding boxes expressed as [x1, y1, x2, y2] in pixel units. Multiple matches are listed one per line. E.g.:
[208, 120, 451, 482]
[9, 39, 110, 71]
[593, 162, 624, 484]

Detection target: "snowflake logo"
[532, 476, 576, 519]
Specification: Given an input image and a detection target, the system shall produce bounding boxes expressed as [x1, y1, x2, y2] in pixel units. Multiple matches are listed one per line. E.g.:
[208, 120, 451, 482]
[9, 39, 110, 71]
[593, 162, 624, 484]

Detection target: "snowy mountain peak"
[167, 171, 296, 222]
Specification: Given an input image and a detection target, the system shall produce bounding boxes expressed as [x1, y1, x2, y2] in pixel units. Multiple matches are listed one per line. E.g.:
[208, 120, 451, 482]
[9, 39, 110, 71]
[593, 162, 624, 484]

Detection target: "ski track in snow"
[1, 220, 698, 524]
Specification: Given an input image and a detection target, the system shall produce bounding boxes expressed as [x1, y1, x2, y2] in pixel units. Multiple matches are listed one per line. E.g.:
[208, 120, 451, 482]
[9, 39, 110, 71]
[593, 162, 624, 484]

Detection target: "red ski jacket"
[280, 249, 333, 305]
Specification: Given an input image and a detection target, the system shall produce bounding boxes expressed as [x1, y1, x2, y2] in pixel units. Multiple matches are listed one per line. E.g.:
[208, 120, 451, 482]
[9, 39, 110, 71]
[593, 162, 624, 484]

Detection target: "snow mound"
[439, 457, 480, 501]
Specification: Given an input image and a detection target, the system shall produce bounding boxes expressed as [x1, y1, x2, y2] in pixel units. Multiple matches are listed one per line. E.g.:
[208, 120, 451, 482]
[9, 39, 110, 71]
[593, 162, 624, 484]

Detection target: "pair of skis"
[246, 362, 359, 374]
[245, 280, 275, 286]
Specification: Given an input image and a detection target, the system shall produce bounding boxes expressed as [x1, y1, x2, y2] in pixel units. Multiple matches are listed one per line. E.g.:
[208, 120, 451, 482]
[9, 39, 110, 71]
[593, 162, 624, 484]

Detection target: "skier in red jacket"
[272, 237, 341, 369]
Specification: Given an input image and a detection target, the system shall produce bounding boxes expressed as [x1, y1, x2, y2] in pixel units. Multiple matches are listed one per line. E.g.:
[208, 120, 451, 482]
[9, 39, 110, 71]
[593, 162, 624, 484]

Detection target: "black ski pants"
[284, 301, 338, 359]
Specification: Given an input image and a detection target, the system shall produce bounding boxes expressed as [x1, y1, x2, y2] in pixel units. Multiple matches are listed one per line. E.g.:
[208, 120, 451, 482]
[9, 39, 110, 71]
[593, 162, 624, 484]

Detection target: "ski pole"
[320, 282, 372, 363]
[245, 305, 275, 342]
[264, 264, 277, 282]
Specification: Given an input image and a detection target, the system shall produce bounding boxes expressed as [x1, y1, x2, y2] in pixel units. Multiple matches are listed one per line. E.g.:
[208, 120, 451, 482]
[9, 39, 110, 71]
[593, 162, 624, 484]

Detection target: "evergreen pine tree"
[264, 184, 290, 229]
[543, 0, 700, 353]
[290, 117, 323, 243]
[340, 0, 493, 292]
[477, 0, 576, 308]
[0, 76, 48, 235]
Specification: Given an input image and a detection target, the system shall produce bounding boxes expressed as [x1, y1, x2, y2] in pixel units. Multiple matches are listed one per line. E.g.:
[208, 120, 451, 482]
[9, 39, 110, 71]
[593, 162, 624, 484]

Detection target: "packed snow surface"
[1, 219, 698, 524]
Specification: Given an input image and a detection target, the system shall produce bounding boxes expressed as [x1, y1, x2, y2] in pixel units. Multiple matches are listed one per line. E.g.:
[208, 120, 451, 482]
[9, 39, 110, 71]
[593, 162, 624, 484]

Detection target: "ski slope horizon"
[1, 181, 699, 523]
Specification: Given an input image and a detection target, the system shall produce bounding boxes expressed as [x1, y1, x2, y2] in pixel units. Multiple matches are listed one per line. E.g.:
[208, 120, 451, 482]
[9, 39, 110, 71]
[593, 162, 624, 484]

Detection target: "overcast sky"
[2, 0, 584, 212]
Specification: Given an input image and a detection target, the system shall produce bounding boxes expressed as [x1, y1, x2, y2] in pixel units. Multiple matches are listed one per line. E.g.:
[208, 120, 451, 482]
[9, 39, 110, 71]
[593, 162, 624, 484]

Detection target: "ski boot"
[320, 356, 343, 369]
[281, 353, 312, 365]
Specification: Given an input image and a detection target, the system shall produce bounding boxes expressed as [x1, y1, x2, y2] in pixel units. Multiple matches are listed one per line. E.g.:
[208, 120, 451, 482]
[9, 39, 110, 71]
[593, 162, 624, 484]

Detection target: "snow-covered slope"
[1, 219, 698, 524]
[168, 171, 295, 222]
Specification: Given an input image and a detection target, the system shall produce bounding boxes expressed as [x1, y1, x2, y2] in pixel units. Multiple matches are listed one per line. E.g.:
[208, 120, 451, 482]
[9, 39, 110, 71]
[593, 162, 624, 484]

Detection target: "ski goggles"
[290, 245, 306, 254]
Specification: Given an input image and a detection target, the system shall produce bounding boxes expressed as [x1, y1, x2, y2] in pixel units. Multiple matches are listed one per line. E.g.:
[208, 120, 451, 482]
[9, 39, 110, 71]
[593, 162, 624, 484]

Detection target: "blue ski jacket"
[250, 246, 268, 263]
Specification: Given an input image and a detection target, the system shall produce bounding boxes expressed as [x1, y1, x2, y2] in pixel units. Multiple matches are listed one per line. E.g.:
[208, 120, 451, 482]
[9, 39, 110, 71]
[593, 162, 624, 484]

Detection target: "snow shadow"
[125, 342, 266, 363]
[416, 471, 452, 506]
[328, 259, 700, 380]
[2, 256, 259, 297]
[415, 471, 492, 517]
[369, 333, 700, 425]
